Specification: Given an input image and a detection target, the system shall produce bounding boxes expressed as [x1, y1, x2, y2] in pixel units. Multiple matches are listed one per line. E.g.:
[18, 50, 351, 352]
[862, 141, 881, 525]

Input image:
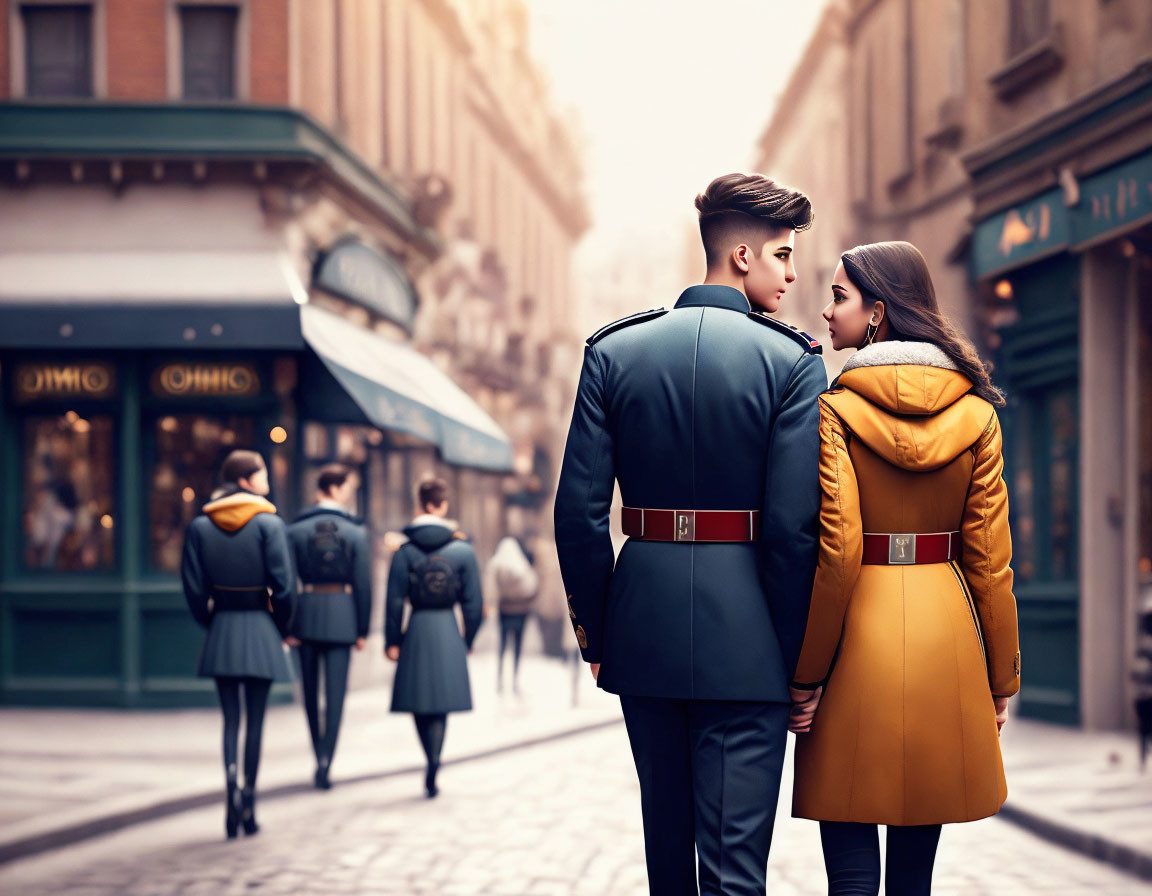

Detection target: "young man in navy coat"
[555, 173, 827, 895]
[286, 463, 372, 789]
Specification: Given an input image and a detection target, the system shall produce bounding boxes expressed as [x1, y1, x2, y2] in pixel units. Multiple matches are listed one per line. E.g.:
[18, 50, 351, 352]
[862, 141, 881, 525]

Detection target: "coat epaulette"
[587, 308, 668, 346]
[748, 311, 822, 355]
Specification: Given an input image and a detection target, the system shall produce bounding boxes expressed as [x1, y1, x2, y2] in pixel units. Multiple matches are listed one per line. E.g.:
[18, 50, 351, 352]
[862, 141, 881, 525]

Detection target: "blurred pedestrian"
[1134, 586, 1152, 769]
[385, 477, 483, 797]
[487, 534, 539, 695]
[789, 241, 1020, 895]
[181, 450, 295, 839]
[286, 463, 372, 790]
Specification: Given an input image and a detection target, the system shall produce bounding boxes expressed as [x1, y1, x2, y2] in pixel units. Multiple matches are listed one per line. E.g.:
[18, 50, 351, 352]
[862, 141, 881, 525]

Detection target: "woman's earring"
[864, 322, 877, 346]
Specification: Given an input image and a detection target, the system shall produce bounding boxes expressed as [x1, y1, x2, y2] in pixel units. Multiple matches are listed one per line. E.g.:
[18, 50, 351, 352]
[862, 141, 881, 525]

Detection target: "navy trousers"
[620, 696, 789, 896]
[298, 641, 352, 766]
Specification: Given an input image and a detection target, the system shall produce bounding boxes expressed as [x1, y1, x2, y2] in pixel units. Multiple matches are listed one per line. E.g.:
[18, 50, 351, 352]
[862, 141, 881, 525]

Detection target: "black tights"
[298, 642, 351, 766]
[413, 713, 447, 767]
[215, 676, 272, 789]
[498, 613, 528, 687]
[820, 822, 942, 896]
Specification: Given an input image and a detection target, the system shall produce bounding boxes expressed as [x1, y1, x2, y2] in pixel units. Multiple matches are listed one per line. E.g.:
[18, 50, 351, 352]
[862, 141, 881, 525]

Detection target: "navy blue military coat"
[554, 285, 826, 702]
[286, 505, 372, 644]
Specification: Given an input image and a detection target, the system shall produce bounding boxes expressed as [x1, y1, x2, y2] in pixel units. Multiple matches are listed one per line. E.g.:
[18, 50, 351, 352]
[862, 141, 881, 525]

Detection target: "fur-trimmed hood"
[826, 340, 994, 472]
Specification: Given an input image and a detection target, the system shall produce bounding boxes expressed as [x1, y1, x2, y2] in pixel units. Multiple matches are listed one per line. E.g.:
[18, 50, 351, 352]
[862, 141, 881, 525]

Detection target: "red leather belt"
[303, 583, 349, 594]
[861, 531, 961, 565]
[621, 507, 761, 542]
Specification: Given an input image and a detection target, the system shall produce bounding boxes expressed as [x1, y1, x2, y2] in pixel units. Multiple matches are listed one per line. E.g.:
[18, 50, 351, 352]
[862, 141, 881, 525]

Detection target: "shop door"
[996, 254, 1081, 724]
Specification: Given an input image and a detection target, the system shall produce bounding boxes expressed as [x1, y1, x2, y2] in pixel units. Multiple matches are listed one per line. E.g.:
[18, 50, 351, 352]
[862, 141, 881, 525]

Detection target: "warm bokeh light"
[995, 279, 1014, 300]
[269, 426, 288, 444]
[182, 487, 196, 503]
[100, 514, 114, 529]
[73, 418, 91, 433]
[159, 416, 179, 433]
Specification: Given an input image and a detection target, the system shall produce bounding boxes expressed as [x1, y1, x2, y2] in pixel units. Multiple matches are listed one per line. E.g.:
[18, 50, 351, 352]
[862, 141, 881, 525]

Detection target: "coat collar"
[674, 284, 751, 314]
[841, 340, 959, 372]
[292, 504, 359, 524]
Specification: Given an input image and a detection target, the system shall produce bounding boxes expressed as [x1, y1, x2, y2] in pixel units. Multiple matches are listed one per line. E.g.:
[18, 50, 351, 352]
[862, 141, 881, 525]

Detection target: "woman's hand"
[788, 685, 823, 734]
[385, 645, 400, 662]
[354, 637, 366, 652]
[283, 635, 301, 647]
[993, 696, 1009, 733]
[589, 662, 600, 682]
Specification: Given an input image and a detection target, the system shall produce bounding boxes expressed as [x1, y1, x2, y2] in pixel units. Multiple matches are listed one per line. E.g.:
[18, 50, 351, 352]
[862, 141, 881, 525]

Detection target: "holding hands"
[788, 685, 823, 734]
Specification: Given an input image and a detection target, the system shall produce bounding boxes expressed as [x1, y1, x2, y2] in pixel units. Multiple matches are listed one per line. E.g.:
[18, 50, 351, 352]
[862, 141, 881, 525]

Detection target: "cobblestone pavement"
[2, 723, 1149, 896]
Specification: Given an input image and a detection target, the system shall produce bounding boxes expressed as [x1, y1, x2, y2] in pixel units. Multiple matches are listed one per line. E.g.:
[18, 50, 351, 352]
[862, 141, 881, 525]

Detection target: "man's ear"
[732, 244, 751, 274]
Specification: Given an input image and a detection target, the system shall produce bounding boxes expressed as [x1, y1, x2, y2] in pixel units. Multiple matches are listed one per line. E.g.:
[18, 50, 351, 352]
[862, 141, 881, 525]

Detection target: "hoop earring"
[864, 322, 878, 346]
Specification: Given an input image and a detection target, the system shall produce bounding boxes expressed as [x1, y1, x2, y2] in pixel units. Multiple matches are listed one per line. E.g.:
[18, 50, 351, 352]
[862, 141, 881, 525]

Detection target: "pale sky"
[530, 0, 828, 301]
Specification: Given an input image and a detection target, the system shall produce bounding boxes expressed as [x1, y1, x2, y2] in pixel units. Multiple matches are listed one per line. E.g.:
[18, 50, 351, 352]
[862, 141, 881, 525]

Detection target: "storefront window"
[1138, 259, 1152, 587]
[149, 415, 255, 572]
[23, 413, 115, 571]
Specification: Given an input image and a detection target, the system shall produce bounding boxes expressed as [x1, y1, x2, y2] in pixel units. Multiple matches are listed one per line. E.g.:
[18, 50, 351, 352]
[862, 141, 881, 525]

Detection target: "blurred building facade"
[755, 0, 1152, 729]
[0, 0, 586, 706]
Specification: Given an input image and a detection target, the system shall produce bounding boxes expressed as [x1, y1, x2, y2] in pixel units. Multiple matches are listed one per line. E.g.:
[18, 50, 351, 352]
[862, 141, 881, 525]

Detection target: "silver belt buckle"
[889, 534, 916, 564]
[674, 511, 695, 542]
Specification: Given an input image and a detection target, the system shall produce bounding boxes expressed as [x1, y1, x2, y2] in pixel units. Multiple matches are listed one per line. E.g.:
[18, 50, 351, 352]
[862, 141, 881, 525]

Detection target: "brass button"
[575, 625, 588, 649]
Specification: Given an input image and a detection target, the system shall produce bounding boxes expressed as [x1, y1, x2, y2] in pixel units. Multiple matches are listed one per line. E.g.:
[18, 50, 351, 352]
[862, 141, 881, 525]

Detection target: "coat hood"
[827, 341, 994, 472]
[202, 492, 278, 532]
[403, 518, 462, 552]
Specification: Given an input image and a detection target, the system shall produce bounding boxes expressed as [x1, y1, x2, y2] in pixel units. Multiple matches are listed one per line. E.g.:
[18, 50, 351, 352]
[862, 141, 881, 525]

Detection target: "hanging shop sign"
[313, 239, 418, 333]
[13, 361, 117, 402]
[151, 362, 261, 398]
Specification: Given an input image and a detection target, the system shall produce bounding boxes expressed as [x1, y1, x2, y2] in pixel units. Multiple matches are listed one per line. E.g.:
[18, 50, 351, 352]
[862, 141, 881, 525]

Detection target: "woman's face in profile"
[822, 262, 873, 352]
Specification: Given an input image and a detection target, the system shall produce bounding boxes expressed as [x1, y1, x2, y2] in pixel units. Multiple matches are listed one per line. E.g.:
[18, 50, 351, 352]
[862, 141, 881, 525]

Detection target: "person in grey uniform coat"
[286, 463, 372, 790]
[555, 173, 826, 896]
[385, 477, 483, 798]
[181, 449, 295, 839]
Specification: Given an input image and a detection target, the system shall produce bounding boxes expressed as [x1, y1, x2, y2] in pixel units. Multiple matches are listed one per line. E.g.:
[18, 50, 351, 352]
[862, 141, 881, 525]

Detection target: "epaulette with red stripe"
[587, 308, 668, 346]
[747, 311, 822, 355]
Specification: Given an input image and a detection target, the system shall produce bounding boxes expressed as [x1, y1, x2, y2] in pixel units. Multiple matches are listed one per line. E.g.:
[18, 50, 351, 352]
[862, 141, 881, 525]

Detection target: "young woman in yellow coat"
[788, 241, 1020, 895]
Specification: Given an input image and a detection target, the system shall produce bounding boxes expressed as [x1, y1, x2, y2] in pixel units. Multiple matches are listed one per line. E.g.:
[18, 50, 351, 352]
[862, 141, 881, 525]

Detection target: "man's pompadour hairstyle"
[695, 173, 813, 267]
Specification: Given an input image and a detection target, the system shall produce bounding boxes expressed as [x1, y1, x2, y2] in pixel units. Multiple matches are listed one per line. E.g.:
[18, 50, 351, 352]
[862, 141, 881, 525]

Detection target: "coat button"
[575, 625, 588, 649]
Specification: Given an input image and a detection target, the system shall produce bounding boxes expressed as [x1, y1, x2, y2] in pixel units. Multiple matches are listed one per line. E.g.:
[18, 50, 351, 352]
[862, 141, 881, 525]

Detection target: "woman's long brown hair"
[841, 241, 1005, 405]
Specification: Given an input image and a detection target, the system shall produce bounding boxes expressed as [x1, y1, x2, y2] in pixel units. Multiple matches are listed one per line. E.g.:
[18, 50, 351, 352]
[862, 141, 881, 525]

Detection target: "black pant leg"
[510, 614, 526, 677]
[689, 701, 789, 896]
[297, 641, 322, 759]
[214, 677, 242, 781]
[619, 695, 698, 896]
[820, 822, 881, 896]
[884, 824, 941, 896]
[241, 677, 272, 789]
[321, 645, 351, 764]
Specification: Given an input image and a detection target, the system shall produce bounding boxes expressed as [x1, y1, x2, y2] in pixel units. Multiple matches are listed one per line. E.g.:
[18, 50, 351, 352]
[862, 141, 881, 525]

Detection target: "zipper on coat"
[948, 561, 986, 663]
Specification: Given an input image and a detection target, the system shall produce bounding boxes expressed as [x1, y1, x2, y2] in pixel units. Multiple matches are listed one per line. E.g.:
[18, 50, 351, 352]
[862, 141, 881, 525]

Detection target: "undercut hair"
[220, 449, 265, 485]
[417, 477, 449, 512]
[316, 463, 353, 495]
[695, 173, 813, 268]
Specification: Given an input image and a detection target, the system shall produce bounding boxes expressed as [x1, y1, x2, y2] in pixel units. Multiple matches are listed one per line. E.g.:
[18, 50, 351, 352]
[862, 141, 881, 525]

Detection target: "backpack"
[408, 547, 462, 609]
[306, 519, 351, 581]
[491, 539, 539, 602]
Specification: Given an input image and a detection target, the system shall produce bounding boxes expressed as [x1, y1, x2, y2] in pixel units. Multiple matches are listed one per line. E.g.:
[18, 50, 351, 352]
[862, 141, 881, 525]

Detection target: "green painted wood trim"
[119, 361, 141, 703]
[0, 102, 441, 254]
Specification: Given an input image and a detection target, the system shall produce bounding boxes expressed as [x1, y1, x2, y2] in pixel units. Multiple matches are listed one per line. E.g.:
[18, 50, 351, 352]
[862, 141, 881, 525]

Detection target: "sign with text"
[13, 362, 117, 402]
[151, 363, 261, 398]
[313, 239, 418, 333]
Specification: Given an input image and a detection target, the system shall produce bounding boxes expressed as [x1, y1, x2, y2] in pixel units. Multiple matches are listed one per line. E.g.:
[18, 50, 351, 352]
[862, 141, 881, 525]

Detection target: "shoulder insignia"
[747, 311, 822, 354]
[587, 307, 667, 346]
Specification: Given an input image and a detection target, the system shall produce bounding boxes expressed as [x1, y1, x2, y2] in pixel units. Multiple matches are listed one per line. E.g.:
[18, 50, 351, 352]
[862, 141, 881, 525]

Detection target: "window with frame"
[22, 412, 115, 571]
[22, 3, 93, 98]
[180, 4, 239, 100]
[1008, 0, 1050, 56]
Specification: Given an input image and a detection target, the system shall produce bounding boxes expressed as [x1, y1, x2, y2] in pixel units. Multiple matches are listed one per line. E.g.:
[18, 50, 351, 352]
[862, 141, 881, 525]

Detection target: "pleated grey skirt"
[198, 610, 293, 682]
[390, 609, 472, 714]
[293, 591, 358, 645]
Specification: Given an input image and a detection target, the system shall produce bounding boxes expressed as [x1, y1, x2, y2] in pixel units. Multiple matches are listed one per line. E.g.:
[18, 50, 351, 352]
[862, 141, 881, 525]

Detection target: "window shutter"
[180, 5, 239, 100]
[24, 4, 93, 98]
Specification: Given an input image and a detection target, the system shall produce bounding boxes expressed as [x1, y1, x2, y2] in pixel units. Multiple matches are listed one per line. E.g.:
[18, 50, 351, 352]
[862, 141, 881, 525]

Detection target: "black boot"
[424, 761, 439, 799]
[240, 787, 259, 836]
[314, 756, 331, 790]
[225, 780, 240, 839]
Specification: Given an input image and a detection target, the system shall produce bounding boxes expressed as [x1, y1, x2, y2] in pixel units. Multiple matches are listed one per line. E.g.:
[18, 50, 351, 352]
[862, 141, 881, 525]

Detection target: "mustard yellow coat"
[792, 342, 1020, 826]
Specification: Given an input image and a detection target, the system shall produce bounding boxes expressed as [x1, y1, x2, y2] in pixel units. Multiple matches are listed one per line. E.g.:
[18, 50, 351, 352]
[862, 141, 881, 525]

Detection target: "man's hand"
[283, 635, 301, 647]
[788, 685, 823, 734]
[589, 662, 600, 682]
[354, 637, 366, 652]
[385, 645, 400, 662]
[993, 696, 1009, 733]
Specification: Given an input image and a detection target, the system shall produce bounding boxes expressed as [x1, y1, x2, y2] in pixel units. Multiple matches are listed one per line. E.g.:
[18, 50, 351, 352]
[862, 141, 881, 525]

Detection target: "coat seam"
[688, 309, 704, 699]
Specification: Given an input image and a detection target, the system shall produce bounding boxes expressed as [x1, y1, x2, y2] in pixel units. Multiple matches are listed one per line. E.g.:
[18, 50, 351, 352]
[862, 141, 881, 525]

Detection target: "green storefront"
[966, 68, 1152, 728]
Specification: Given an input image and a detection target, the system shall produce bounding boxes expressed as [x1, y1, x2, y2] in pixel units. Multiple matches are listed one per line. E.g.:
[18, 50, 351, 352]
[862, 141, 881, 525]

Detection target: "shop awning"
[0, 250, 308, 348]
[301, 304, 513, 472]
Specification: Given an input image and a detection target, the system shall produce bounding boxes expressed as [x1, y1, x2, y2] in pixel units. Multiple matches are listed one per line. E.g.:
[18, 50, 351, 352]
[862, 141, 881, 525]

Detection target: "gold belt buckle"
[889, 534, 916, 564]
[674, 510, 696, 542]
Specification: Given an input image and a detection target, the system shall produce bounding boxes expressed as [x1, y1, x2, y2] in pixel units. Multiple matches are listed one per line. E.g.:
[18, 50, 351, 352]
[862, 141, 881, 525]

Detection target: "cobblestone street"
[1, 722, 1148, 896]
